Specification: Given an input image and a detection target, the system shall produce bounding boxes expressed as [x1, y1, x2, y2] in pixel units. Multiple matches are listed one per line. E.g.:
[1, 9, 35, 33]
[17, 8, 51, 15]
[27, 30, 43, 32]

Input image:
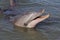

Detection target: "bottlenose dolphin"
[12, 9, 50, 28]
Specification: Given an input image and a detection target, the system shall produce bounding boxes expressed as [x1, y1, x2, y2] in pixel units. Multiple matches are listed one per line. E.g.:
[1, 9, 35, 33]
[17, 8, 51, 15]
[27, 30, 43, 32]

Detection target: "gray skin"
[12, 9, 49, 28]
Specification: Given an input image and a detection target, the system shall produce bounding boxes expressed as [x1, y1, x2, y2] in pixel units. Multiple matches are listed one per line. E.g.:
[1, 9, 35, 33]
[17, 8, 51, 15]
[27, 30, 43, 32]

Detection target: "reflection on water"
[0, 0, 60, 40]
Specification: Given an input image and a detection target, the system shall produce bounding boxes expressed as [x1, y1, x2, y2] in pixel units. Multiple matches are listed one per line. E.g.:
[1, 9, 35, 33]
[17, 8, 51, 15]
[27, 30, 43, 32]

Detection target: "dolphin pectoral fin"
[26, 14, 50, 28]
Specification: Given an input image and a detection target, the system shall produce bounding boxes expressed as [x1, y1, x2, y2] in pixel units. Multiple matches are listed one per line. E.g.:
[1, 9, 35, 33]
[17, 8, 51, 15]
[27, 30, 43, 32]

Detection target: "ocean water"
[0, 0, 60, 40]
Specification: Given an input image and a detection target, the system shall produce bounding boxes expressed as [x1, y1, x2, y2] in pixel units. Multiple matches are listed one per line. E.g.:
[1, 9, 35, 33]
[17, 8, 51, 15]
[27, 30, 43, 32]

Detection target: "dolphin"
[12, 9, 50, 28]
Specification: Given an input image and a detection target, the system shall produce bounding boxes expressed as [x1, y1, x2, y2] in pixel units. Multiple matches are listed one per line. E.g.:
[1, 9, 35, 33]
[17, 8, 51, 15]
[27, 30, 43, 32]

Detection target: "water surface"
[0, 0, 60, 40]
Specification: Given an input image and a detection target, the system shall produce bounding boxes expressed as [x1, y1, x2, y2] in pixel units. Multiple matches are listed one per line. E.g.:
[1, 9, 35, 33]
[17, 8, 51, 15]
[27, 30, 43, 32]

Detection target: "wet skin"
[13, 9, 50, 28]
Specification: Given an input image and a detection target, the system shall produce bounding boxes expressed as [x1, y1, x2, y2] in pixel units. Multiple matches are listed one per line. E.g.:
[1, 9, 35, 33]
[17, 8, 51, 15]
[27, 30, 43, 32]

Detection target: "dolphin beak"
[26, 14, 50, 28]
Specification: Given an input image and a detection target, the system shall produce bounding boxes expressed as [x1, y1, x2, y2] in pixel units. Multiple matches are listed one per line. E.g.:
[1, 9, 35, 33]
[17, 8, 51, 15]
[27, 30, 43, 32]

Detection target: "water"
[0, 0, 60, 40]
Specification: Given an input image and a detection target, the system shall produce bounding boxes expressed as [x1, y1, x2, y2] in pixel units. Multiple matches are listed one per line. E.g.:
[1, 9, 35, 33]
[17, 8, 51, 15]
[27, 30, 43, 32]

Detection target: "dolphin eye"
[24, 23, 27, 26]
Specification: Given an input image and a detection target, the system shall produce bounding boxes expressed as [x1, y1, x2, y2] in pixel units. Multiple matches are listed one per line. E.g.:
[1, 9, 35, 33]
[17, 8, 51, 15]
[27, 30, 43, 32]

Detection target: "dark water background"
[0, 0, 60, 40]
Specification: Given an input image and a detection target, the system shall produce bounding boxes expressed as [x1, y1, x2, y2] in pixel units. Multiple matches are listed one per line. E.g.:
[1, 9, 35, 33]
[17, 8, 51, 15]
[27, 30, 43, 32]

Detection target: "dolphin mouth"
[24, 14, 50, 27]
[26, 14, 50, 28]
[32, 16, 41, 20]
[31, 14, 50, 21]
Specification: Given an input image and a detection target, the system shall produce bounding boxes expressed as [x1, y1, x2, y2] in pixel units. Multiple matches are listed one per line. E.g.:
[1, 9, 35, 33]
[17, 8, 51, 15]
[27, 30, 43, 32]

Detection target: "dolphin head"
[13, 9, 50, 28]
